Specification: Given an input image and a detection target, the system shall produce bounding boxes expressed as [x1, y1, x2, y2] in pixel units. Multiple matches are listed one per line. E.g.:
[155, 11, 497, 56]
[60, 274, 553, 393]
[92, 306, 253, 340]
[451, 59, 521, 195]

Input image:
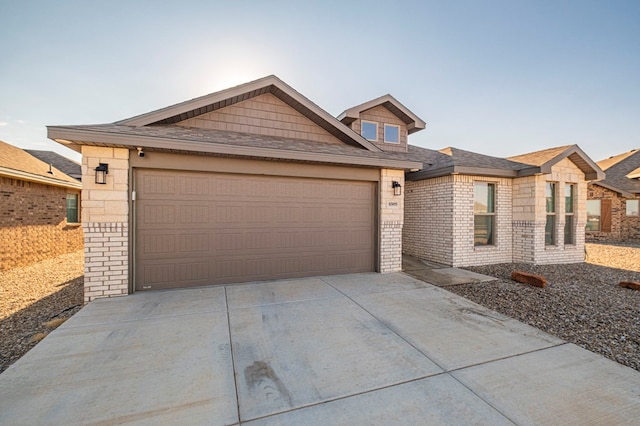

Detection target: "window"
[361, 121, 377, 141]
[564, 184, 575, 244]
[545, 183, 556, 245]
[474, 182, 495, 246]
[586, 200, 601, 231]
[383, 124, 400, 144]
[66, 193, 79, 223]
[626, 199, 640, 216]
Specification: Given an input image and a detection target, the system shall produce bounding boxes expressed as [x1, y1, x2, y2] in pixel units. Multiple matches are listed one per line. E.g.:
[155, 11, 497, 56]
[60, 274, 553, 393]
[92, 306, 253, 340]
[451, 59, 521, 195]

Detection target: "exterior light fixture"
[392, 180, 402, 196]
[95, 163, 109, 184]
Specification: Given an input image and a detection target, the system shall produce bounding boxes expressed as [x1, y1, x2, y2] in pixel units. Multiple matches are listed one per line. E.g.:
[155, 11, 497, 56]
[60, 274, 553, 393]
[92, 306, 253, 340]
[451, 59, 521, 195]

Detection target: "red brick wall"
[0, 177, 83, 270]
[587, 184, 640, 243]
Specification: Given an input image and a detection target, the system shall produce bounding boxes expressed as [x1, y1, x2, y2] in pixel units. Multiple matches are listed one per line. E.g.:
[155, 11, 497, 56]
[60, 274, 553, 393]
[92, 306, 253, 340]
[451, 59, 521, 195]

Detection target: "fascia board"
[591, 181, 634, 198]
[0, 166, 81, 189]
[48, 127, 422, 171]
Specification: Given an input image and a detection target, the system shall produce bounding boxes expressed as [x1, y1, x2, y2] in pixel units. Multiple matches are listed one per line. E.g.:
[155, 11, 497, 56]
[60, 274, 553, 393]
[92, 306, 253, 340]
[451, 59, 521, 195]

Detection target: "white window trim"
[564, 183, 576, 245]
[361, 120, 378, 142]
[626, 199, 640, 217]
[383, 123, 401, 144]
[473, 181, 496, 247]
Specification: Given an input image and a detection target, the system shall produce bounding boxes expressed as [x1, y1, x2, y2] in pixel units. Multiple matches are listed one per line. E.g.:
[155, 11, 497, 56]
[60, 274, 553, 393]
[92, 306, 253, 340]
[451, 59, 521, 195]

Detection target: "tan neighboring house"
[0, 140, 83, 270]
[48, 75, 423, 302]
[47, 75, 604, 302]
[587, 149, 640, 242]
[403, 145, 604, 266]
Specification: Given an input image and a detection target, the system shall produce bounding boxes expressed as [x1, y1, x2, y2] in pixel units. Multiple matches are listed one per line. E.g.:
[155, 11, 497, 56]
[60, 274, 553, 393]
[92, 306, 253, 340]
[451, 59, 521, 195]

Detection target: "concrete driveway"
[1, 273, 639, 425]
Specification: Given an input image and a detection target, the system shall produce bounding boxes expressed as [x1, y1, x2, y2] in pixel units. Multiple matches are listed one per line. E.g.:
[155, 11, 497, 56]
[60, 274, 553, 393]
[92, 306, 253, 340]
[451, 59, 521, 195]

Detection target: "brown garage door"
[134, 169, 376, 290]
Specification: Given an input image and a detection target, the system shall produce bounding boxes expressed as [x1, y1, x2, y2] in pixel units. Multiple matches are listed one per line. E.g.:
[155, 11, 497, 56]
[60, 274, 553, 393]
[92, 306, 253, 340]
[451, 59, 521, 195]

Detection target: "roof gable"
[117, 75, 381, 152]
[174, 92, 345, 145]
[338, 94, 426, 135]
[507, 145, 604, 181]
[0, 141, 81, 189]
[597, 149, 638, 171]
[591, 149, 640, 196]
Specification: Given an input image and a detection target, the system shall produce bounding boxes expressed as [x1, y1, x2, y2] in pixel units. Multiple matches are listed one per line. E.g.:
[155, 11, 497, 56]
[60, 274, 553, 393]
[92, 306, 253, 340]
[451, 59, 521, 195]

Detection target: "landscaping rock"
[511, 270, 547, 288]
[619, 281, 640, 291]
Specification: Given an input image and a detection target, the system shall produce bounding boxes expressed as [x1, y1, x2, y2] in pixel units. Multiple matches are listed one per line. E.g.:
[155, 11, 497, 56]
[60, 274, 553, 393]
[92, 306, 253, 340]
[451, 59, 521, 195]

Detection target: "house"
[47, 75, 603, 302]
[25, 150, 82, 181]
[402, 145, 604, 267]
[0, 140, 83, 270]
[48, 76, 423, 302]
[586, 149, 640, 242]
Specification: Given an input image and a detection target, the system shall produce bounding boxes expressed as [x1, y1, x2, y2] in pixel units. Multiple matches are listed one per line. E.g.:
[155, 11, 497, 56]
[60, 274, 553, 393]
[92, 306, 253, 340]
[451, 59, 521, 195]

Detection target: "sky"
[1, 0, 639, 164]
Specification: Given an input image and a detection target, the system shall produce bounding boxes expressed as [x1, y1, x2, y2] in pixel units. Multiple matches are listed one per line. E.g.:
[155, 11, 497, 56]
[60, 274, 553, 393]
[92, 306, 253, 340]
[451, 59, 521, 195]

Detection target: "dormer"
[338, 94, 426, 153]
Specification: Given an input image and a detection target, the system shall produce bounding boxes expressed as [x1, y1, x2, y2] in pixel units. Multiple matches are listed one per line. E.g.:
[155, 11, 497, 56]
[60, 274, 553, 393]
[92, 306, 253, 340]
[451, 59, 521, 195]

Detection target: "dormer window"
[384, 124, 400, 144]
[361, 121, 378, 141]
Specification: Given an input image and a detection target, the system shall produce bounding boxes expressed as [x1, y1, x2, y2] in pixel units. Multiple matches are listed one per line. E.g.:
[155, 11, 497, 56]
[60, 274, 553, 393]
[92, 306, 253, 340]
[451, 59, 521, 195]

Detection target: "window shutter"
[601, 199, 612, 232]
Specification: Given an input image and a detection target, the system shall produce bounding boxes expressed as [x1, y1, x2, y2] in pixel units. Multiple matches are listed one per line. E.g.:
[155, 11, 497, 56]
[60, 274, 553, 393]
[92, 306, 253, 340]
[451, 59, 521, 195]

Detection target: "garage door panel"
[135, 169, 375, 290]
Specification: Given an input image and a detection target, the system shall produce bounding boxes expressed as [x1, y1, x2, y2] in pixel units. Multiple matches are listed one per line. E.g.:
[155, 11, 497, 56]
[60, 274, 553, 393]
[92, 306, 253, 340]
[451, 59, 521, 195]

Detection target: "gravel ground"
[1, 244, 638, 374]
[450, 243, 640, 372]
[0, 250, 84, 374]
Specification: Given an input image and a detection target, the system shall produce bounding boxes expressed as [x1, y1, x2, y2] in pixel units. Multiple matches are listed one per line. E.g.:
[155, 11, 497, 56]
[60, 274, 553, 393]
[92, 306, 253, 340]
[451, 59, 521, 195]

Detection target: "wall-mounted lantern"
[392, 180, 402, 196]
[95, 163, 109, 184]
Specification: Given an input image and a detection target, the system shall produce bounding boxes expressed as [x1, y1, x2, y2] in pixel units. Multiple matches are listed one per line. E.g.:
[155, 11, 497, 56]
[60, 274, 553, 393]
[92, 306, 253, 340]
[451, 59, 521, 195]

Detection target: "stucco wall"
[81, 146, 129, 302]
[0, 176, 82, 271]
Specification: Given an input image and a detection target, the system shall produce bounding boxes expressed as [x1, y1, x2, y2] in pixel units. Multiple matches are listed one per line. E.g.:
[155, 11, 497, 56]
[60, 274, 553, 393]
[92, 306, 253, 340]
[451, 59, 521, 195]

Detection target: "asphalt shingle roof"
[25, 150, 81, 181]
[0, 140, 80, 187]
[594, 149, 640, 195]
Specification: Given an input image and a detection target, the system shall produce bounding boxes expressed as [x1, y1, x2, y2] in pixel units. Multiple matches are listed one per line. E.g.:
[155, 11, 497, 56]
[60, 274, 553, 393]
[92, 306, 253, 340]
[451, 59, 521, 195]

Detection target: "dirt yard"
[0, 250, 84, 373]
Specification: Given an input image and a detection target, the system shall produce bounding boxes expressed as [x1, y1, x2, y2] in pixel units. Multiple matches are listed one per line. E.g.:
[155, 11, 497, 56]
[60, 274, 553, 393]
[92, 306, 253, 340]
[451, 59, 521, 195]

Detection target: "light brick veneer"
[403, 158, 588, 267]
[380, 169, 404, 272]
[83, 222, 128, 302]
[81, 146, 129, 302]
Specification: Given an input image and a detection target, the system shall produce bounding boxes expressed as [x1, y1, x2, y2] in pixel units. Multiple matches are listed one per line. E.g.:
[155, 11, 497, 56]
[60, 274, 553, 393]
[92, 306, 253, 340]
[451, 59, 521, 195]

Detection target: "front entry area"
[134, 168, 376, 290]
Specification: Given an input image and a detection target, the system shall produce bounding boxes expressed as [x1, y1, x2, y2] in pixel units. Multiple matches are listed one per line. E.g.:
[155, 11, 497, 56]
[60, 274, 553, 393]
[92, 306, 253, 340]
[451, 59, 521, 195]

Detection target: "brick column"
[81, 146, 129, 302]
[380, 169, 404, 272]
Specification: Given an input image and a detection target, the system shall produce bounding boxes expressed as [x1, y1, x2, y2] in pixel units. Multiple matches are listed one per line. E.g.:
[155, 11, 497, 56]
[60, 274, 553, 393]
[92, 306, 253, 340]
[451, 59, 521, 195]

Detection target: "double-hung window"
[66, 193, 79, 223]
[474, 182, 495, 246]
[545, 183, 556, 245]
[564, 184, 575, 244]
[627, 199, 640, 217]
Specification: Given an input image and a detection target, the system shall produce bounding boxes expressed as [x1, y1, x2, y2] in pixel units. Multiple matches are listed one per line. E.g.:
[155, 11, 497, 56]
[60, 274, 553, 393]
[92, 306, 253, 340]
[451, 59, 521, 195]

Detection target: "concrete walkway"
[1, 272, 639, 425]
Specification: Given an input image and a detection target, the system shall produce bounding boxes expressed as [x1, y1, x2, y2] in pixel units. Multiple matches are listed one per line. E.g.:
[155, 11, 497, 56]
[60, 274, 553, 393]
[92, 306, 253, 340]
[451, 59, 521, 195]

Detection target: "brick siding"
[587, 184, 640, 243]
[403, 158, 587, 267]
[83, 222, 128, 303]
[0, 176, 83, 270]
[379, 169, 404, 272]
[81, 146, 130, 302]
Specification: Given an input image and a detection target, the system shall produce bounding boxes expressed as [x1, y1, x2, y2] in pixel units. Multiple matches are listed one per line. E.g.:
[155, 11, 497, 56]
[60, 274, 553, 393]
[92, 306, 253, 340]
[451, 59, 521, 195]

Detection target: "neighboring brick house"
[46, 75, 604, 301]
[403, 145, 603, 266]
[0, 140, 83, 270]
[586, 149, 640, 242]
[26, 150, 82, 181]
